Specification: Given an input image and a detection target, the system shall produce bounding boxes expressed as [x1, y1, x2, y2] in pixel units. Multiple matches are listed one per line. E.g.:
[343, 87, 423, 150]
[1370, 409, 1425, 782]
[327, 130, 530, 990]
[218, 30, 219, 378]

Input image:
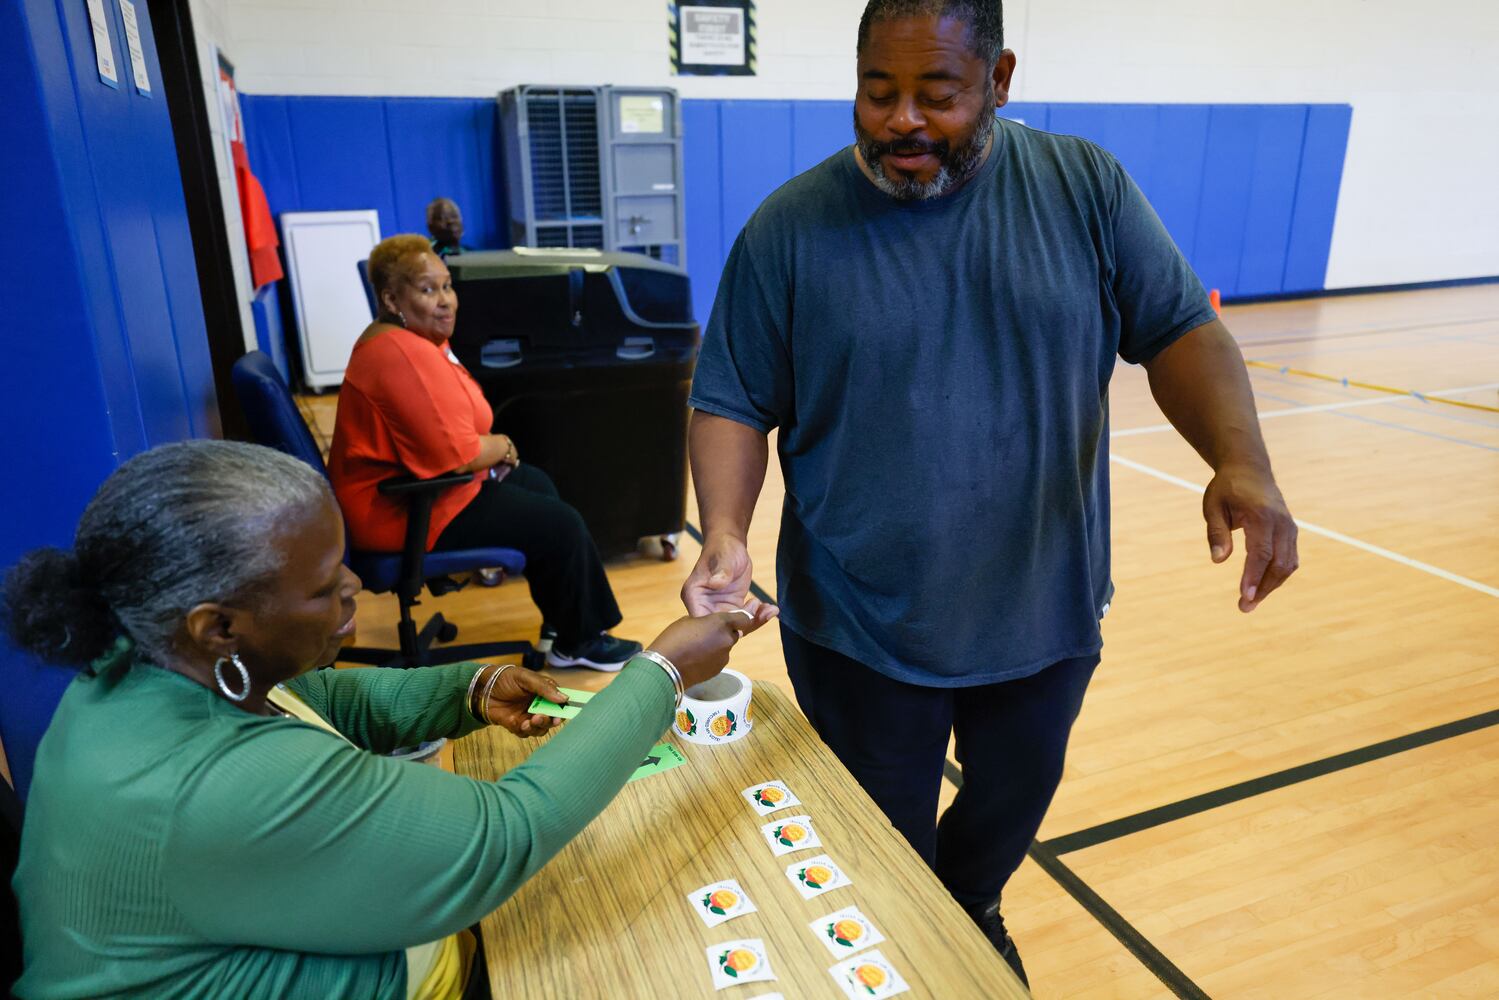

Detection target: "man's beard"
[853, 100, 996, 201]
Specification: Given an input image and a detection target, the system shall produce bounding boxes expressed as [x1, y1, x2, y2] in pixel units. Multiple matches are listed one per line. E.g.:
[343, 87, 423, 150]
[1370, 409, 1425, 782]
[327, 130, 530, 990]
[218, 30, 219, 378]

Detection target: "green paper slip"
[628, 743, 687, 782]
[527, 686, 595, 720]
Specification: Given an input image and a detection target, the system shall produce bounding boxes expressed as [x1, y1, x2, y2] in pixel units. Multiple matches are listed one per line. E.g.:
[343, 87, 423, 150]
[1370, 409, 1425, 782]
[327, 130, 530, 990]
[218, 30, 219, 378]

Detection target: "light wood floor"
[300, 283, 1499, 998]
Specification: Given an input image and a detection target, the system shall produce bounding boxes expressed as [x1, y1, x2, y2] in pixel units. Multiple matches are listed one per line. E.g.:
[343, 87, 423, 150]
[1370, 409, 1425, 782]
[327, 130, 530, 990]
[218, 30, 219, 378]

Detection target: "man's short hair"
[426, 197, 459, 225]
[857, 0, 1004, 65]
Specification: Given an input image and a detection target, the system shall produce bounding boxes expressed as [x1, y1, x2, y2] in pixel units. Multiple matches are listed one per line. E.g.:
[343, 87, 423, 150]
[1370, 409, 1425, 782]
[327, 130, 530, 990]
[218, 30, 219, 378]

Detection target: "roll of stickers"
[673, 669, 753, 745]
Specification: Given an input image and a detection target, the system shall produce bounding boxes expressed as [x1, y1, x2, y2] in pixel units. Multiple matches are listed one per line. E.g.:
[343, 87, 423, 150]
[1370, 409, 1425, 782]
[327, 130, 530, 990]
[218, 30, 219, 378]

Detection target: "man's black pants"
[782, 625, 1098, 910]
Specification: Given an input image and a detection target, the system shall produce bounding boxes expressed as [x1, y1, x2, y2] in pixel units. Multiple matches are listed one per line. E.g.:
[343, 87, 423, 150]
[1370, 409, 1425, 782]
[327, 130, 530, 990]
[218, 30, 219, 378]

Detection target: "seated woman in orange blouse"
[329, 234, 641, 670]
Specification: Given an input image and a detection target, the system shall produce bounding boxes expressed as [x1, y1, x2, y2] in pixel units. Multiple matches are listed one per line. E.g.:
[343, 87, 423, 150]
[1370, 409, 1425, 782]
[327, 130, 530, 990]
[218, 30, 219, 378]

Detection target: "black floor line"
[1026, 843, 1212, 1000]
[1043, 707, 1499, 856]
[680, 521, 775, 606]
[943, 761, 1212, 1000]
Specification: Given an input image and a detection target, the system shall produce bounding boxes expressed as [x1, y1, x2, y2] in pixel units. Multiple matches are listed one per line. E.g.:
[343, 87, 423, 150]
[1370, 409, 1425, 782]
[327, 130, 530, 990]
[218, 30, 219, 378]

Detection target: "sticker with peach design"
[741, 779, 801, 816]
[828, 949, 909, 999]
[686, 878, 757, 928]
[705, 937, 776, 990]
[760, 814, 822, 857]
[784, 853, 852, 899]
[810, 904, 886, 957]
[704, 707, 740, 742]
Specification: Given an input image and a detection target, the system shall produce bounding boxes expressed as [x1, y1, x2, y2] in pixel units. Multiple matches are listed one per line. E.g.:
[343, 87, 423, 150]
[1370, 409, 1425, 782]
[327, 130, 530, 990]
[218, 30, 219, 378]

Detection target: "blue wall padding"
[1194, 105, 1263, 298]
[682, 100, 725, 325]
[251, 282, 289, 381]
[792, 101, 854, 174]
[239, 95, 1352, 324]
[1147, 106, 1212, 263]
[999, 102, 1050, 131]
[3, 0, 214, 797]
[243, 95, 508, 251]
[1283, 104, 1353, 293]
[1237, 106, 1309, 296]
[718, 101, 797, 249]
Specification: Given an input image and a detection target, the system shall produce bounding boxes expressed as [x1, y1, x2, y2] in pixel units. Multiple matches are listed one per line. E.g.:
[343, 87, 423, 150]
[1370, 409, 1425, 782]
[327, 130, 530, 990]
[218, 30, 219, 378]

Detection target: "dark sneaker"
[968, 900, 1029, 989]
[546, 633, 643, 672]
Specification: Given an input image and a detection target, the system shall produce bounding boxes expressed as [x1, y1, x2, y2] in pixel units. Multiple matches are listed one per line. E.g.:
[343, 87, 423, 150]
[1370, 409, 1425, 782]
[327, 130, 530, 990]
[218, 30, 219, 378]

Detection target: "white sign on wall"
[681, 7, 745, 66]
[85, 0, 119, 87]
[671, 1, 754, 76]
[118, 0, 152, 96]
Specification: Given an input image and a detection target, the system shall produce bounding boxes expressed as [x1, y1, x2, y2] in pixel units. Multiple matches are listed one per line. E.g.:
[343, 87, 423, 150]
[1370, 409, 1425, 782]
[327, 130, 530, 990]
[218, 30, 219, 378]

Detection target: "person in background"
[427, 197, 471, 258]
[4, 439, 775, 999]
[682, 0, 1298, 986]
[330, 234, 640, 671]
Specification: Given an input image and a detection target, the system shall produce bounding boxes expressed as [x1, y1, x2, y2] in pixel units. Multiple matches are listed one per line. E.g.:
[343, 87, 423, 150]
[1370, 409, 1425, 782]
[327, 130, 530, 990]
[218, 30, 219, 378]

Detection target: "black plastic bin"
[447, 249, 699, 558]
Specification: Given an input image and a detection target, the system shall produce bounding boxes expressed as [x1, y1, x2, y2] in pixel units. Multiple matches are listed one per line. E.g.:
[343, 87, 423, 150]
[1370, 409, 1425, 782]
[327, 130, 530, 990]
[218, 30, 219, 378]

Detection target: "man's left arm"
[1142, 318, 1299, 612]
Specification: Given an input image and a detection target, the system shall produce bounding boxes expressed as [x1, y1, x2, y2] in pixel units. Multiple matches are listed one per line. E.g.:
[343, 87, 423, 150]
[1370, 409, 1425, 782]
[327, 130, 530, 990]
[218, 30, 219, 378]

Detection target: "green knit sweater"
[12, 641, 674, 999]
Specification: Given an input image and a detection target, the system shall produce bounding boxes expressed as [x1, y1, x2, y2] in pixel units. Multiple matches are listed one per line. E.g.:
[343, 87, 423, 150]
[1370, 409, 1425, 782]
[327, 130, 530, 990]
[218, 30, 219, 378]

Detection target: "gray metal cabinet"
[498, 85, 685, 267]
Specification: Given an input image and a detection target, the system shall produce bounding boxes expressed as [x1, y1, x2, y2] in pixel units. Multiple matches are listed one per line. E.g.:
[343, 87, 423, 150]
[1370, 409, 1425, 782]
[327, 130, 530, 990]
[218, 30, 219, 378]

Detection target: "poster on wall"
[670, 0, 756, 76]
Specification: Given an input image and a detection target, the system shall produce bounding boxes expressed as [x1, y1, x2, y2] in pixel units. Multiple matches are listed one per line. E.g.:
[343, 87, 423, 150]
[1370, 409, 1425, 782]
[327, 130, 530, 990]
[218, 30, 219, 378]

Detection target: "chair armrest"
[376, 471, 476, 602]
[377, 470, 474, 497]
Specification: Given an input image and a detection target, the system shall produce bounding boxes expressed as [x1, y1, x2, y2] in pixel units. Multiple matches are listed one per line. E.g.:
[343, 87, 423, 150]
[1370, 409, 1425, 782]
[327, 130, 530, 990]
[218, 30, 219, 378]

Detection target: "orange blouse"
[328, 328, 492, 552]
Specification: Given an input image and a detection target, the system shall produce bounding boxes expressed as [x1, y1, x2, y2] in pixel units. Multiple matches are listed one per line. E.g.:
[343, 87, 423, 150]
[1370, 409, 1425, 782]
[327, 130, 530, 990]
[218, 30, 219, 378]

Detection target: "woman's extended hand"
[478, 665, 567, 738]
[648, 606, 778, 690]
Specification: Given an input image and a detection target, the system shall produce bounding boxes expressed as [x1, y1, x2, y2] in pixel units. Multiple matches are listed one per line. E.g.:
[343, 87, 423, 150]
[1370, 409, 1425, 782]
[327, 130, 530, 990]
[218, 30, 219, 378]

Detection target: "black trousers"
[782, 625, 1098, 910]
[432, 464, 621, 647]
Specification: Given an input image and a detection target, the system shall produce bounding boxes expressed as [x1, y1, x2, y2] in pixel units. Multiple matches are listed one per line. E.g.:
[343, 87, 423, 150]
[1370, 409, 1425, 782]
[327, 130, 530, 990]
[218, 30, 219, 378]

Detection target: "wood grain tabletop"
[453, 680, 1028, 998]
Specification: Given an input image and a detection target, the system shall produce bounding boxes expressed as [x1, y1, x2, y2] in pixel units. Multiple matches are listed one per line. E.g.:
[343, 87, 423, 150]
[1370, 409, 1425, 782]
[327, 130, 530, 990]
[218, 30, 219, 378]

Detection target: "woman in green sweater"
[3, 440, 774, 999]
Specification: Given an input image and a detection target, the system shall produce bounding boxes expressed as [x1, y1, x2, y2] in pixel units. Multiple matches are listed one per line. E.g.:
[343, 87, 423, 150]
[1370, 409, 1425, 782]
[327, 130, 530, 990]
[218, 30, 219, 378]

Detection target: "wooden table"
[453, 681, 1029, 998]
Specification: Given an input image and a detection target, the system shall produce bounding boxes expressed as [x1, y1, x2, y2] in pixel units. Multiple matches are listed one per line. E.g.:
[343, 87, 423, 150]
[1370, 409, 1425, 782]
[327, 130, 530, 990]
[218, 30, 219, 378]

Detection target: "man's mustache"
[865, 137, 949, 158]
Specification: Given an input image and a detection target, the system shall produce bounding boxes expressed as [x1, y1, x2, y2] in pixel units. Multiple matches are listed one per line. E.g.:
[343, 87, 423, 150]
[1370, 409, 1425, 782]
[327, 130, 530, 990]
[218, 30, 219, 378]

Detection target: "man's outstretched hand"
[1202, 461, 1299, 612]
[682, 533, 768, 617]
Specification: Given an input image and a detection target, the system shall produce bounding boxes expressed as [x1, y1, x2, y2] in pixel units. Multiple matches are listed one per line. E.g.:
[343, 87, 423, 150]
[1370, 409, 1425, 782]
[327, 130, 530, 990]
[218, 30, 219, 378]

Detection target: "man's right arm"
[681, 411, 771, 615]
[682, 224, 792, 615]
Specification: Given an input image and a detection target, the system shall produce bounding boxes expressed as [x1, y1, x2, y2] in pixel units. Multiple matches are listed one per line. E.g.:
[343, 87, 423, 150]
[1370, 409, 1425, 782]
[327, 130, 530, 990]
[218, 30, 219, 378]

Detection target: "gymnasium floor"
[301, 283, 1499, 998]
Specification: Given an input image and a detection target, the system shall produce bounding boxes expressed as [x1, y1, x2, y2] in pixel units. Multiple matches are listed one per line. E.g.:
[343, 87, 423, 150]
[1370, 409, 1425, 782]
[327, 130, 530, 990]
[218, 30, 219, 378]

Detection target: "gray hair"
[857, 0, 1005, 65]
[4, 439, 331, 666]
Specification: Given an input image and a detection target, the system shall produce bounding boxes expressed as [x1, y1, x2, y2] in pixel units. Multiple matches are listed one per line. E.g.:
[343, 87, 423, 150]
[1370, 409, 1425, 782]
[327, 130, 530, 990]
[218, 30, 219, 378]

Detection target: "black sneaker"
[545, 633, 643, 672]
[968, 900, 1029, 989]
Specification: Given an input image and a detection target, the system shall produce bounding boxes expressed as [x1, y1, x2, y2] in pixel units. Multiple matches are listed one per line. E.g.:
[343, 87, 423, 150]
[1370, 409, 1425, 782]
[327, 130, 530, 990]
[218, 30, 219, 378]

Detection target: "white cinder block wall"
[218, 0, 1499, 289]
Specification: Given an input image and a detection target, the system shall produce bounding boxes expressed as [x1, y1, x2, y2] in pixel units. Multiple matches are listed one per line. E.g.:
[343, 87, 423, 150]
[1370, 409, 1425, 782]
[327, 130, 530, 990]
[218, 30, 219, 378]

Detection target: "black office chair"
[231, 351, 539, 669]
[2, 775, 22, 996]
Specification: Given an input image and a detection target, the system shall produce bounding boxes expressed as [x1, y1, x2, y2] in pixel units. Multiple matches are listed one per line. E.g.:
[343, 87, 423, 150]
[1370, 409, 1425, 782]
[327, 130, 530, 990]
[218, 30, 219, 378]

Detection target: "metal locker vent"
[500, 85, 684, 265]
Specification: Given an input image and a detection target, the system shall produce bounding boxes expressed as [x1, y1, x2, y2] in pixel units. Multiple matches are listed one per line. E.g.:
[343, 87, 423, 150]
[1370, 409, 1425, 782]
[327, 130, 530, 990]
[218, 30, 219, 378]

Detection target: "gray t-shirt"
[689, 119, 1215, 687]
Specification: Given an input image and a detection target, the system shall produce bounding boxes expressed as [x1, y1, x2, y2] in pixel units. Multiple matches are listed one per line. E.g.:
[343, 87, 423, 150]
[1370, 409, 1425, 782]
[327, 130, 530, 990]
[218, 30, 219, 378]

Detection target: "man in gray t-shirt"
[684, 1, 1299, 984]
